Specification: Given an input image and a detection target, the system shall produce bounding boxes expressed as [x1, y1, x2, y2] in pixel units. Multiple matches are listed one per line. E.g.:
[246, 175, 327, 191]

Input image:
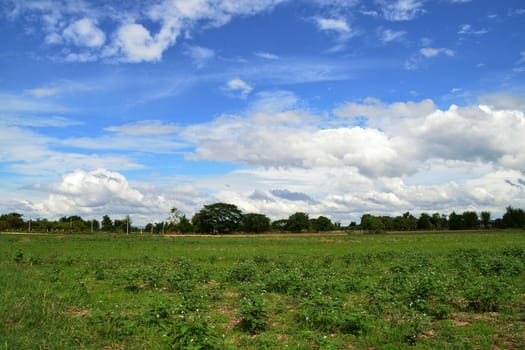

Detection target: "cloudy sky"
[1, 0, 524, 225]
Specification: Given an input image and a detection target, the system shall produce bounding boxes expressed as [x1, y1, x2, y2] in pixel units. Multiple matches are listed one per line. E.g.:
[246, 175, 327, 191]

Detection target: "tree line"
[1, 204, 524, 234]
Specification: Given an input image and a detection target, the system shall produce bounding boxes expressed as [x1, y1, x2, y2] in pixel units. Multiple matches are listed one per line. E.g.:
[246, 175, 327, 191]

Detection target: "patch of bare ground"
[217, 305, 240, 330]
[449, 311, 525, 349]
[68, 307, 90, 317]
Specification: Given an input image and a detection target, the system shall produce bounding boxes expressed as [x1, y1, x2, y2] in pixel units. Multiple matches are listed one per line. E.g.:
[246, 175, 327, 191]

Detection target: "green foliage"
[286, 212, 310, 232]
[238, 290, 268, 334]
[502, 206, 525, 228]
[227, 261, 257, 283]
[241, 213, 271, 233]
[1, 231, 525, 349]
[310, 216, 335, 232]
[361, 214, 385, 233]
[296, 294, 369, 335]
[14, 248, 24, 263]
[166, 316, 222, 350]
[192, 203, 243, 234]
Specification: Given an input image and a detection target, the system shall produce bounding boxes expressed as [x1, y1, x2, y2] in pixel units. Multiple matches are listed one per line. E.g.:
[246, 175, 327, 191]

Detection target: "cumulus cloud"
[112, 23, 173, 63]
[6, 0, 287, 62]
[12, 95, 525, 223]
[19, 168, 218, 224]
[63, 18, 106, 48]
[378, 0, 425, 21]
[315, 17, 350, 32]
[24, 169, 146, 218]
[420, 47, 455, 58]
[223, 78, 253, 98]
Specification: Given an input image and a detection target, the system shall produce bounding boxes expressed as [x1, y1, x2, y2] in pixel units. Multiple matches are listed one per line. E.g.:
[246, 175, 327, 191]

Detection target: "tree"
[448, 211, 464, 230]
[0, 213, 25, 231]
[502, 206, 525, 228]
[417, 213, 433, 230]
[430, 213, 448, 230]
[271, 219, 288, 231]
[286, 212, 310, 232]
[167, 207, 183, 232]
[192, 203, 243, 234]
[176, 215, 194, 233]
[101, 215, 113, 232]
[360, 214, 385, 233]
[310, 216, 334, 232]
[480, 211, 491, 229]
[462, 211, 479, 229]
[241, 213, 271, 233]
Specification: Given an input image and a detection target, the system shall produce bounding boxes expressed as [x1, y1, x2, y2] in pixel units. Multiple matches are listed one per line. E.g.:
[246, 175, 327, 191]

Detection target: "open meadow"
[1, 230, 525, 349]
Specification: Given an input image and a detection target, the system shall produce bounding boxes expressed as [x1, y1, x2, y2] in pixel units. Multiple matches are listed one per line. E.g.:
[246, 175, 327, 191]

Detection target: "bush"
[237, 291, 268, 334]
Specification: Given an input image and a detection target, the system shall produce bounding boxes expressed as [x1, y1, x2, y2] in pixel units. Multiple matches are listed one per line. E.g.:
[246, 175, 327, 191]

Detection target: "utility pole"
[28, 216, 31, 233]
[91, 220, 93, 233]
[126, 216, 129, 234]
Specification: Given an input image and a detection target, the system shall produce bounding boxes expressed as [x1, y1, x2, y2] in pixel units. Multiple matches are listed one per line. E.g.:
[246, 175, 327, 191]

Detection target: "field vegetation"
[1, 230, 525, 349]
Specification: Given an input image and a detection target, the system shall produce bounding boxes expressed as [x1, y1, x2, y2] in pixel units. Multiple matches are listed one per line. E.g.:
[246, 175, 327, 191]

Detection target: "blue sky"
[1, 0, 524, 225]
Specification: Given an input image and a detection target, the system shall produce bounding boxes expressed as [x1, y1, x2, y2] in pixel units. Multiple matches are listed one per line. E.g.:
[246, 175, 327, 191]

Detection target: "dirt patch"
[68, 307, 90, 317]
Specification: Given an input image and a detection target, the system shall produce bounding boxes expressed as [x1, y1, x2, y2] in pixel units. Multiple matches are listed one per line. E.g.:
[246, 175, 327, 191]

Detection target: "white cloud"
[63, 18, 106, 48]
[420, 47, 455, 58]
[254, 51, 280, 60]
[27, 87, 60, 97]
[184, 45, 215, 68]
[7, 0, 287, 63]
[478, 94, 525, 111]
[112, 23, 173, 63]
[334, 97, 437, 127]
[315, 17, 350, 32]
[378, 28, 406, 43]
[379, 0, 425, 21]
[458, 24, 488, 36]
[223, 78, 253, 98]
[105, 120, 180, 135]
[0, 92, 66, 114]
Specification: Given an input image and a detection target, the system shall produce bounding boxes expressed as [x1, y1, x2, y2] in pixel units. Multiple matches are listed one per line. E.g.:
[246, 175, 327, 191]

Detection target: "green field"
[1, 231, 525, 349]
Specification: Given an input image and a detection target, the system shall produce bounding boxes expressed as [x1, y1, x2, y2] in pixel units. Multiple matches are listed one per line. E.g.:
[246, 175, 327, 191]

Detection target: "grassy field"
[1, 230, 524, 349]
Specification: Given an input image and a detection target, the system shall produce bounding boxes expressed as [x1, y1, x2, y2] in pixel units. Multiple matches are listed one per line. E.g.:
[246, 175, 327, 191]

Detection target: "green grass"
[1, 230, 524, 349]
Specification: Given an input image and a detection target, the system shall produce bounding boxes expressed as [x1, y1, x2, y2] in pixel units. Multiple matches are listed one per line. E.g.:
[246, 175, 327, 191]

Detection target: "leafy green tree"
[448, 211, 464, 230]
[192, 203, 243, 234]
[417, 213, 433, 230]
[241, 213, 271, 233]
[462, 211, 479, 229]
[270, 219, 288, 231]
[430, 213, 448, 230]
[0, 213, 25, 231]
[310, 216, 334, 232]
[286, 212, 310, 232]
[360, 214, 385, 233]
[101, 215, 113, 232]
[59, 216, 88, 232]
[480, 211, 491, 229]
[502, 206, 525, 228]
[176, 215, 194, 233]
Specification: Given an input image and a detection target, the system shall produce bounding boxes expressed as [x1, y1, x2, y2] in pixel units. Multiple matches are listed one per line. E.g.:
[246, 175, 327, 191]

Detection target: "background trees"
[241, 213, 271, 233]
[502, 206, 525, 228]
[192, 203, 243, 234]
[285, 212, 310, 232]
[0, 205, 523, 234]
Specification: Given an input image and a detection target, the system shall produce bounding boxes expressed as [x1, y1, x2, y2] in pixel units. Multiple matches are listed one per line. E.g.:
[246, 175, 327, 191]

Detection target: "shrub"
[237, 292, 268, 334]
